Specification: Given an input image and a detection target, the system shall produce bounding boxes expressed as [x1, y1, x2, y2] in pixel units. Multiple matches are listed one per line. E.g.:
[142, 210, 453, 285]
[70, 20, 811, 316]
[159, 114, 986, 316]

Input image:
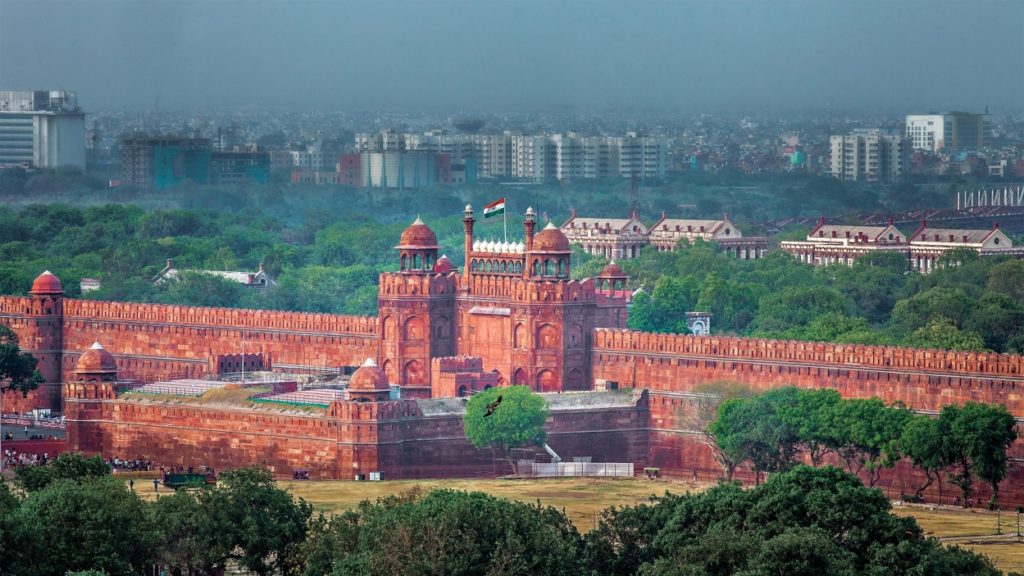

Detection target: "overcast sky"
[1, 0, 1021, 114]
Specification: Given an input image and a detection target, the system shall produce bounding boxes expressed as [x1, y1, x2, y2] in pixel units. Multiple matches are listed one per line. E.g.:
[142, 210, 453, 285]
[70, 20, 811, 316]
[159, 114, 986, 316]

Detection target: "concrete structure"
[210, 151, 269, 185]
[355, 130, 666, 182]
[561, 211, 768, 260]
[0, 90, 85, 169]
[944, 111, 989, 151]
[829, 131, 909, 182]
[120, 136, 212, 190]
[906, 114, 945, 153]
[905, 112, 990, 153]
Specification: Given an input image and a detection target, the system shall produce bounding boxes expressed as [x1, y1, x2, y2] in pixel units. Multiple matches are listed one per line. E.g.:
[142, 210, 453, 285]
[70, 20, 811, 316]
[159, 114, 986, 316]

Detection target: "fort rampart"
[64, 392, 649, 481]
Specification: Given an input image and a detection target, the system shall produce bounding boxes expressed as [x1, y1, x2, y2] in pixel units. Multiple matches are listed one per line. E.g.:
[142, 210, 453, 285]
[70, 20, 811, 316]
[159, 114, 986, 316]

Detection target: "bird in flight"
[484, 395, 503, 417]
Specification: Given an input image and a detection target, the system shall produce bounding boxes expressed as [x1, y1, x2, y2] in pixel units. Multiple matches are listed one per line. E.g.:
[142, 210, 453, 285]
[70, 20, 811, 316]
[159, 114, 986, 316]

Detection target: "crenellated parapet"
[62, 299, 379, 334]
[592, 328, 1024, 377]
[432, 355, 484, 374]
[512, 278, 596, 304]
[0, 295, 31, 316]
[327, 398, 422, 421]
[378, 271, 458, 298]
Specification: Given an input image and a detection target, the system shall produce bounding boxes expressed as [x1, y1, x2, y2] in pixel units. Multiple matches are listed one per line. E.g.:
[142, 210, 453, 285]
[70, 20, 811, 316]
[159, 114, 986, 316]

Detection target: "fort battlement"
[62, 299, 378, 335]
[593, 329, 1024, 378]
[378, 272, 458, 298]
[432, 355, 484, 373]
[0, 295, 31, 315]
[510, 278, 595, 304]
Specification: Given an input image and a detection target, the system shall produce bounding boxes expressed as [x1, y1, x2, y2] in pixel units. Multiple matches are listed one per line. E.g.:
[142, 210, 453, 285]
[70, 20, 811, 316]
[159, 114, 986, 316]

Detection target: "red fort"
[1, 207, 1022, 505]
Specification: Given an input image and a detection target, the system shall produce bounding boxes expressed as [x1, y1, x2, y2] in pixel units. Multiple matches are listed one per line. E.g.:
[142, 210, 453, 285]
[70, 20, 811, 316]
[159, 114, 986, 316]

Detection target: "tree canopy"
[0, 324, 43, 398]
[464, 385, 549, 472]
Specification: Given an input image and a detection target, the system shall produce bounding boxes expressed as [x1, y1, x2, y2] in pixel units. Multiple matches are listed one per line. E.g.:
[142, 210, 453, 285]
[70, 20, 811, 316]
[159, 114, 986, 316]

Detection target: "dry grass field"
[280, 477, 701, 530]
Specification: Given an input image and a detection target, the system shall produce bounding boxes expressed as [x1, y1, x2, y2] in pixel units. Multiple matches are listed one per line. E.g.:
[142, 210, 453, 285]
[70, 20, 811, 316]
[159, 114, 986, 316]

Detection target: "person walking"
[129, 479, 135, 492]
[153, 478, 159, 493]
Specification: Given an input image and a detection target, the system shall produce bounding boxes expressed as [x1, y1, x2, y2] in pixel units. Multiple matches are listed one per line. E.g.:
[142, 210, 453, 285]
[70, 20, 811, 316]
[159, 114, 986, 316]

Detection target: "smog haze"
[1, 0, 1021, 113]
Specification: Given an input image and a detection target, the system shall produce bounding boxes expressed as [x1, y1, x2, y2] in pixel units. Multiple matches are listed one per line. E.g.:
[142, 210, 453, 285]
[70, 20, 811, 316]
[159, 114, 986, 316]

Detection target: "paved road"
[0, 422, 65, 440]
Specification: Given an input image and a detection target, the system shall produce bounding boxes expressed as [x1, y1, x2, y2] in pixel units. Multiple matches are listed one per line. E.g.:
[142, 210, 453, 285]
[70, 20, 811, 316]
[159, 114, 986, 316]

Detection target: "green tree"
[681, 381, 755, 480]
[13, 477, 153, 576]
[582, 493, 686, 576]
[0, 323, 44, 398]
[941, 403, 1018, 508]
[15, 452, 111, 492]
[908, 317, 987, 352]
[709, 391, 802, 483]
[832, 398, 912, 486]
[149, 489, 223, 575]
[635, 466, 1001, 576]
[986, 259, 1024, 302]
[752, 286, 850, 334]
[891, 287, 974, 335]
[199, 467, 313, 576]
[318, 488, 583, 576]
[901, 415, 949, 500]
[786, 388, 843, 466]
[464, 386, 549, 474]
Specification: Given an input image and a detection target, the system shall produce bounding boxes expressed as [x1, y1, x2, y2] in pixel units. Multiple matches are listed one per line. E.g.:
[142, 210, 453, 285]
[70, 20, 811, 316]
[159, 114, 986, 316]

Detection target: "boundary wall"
[65, 393, 649, 481]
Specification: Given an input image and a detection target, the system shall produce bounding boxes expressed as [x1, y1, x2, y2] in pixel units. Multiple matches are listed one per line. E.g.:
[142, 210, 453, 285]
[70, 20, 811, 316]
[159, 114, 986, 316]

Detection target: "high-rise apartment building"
[829, 131, 909, 182]
[905, 111, 989, 153]
[905, 114, 945, 153]
[944, 111, 989, 151]
[355, 130, 667, 182]
[0, 90, 86, 169]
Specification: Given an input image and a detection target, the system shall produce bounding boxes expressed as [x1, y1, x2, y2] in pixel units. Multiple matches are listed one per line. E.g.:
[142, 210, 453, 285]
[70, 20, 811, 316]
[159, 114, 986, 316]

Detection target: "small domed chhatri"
[397, 216, 439, 249]
[532, 222, 570, 252]
[30, 270, 64, 295]
[75, 342, 118, 379]
[349, 358, 390, 391]
[434, 255, 454, 274]
[348, 358, 391, 402]
[600, 260, 627, 278]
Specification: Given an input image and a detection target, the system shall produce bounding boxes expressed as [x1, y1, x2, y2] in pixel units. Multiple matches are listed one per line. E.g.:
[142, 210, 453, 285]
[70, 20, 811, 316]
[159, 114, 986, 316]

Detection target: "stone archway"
[513, 368, 528, 386]
[536, 369, 558, 392]
[403, 359, 425, 385]
[567, 368, 585, 391]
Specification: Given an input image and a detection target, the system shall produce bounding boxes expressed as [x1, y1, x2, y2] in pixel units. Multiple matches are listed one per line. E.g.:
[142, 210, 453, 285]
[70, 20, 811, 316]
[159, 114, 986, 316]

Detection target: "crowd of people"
[2, 449, 49, 468]
[107, 457, 156, 472]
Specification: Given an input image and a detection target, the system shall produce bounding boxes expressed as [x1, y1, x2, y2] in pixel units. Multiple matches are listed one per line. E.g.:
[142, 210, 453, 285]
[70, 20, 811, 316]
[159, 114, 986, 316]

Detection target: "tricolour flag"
[483, 198, 506, 218]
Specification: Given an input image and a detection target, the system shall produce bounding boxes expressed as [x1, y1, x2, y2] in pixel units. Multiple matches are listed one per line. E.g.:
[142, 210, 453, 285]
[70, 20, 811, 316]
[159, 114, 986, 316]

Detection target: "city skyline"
[1, 0, 1021, 114]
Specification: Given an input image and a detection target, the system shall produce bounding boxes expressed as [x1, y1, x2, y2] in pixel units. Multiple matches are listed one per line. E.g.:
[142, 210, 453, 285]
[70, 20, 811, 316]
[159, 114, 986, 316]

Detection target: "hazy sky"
[1, 0, 1021, 114]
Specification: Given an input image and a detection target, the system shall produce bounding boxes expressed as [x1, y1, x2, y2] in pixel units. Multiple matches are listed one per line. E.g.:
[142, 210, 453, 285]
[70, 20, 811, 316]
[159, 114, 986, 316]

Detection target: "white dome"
[487, 240, 496, 253]
[473, 240, 481, 251]
[500, 241, 510, 253]
[515, 242, 525, 253]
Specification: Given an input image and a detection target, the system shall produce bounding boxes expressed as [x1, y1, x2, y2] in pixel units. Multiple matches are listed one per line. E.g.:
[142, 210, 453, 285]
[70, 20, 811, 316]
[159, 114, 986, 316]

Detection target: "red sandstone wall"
[60, 299, 379, 383]
[66, 394, 649, 481]
[646, 394, 1024, 508]
[592, 330, 1024, 416]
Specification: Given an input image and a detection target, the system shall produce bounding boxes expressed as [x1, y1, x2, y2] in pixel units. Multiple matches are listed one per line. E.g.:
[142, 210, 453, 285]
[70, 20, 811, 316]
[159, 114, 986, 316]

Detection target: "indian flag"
[483, 198, 505, 219]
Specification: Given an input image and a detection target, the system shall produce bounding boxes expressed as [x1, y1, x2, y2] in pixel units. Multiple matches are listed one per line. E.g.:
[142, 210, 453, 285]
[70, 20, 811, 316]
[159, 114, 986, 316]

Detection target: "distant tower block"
[685, 312, 713, 336]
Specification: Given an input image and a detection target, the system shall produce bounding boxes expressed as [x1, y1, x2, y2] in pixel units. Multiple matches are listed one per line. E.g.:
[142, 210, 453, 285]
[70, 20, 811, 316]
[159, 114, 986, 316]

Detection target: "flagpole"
[503, 202, 508, 243]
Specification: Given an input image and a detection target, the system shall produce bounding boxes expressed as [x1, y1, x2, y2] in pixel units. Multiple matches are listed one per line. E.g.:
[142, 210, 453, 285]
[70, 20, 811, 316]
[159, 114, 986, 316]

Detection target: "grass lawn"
[280, 477, 702, 531]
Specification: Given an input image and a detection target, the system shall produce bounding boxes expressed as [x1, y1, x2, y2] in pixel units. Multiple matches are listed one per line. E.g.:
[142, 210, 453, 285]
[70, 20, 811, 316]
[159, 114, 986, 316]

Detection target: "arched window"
[471, 259, 478, 272]
[545, 259, 555, 276]
[558, 259, 566, 277]
[401, 254, 407, 270]
[413, 254, 421, 269]
[533, 260, 541, 276]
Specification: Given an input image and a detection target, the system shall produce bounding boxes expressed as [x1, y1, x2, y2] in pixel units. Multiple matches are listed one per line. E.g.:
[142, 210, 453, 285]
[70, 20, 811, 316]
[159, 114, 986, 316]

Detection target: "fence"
[523, 462, 634, 478]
